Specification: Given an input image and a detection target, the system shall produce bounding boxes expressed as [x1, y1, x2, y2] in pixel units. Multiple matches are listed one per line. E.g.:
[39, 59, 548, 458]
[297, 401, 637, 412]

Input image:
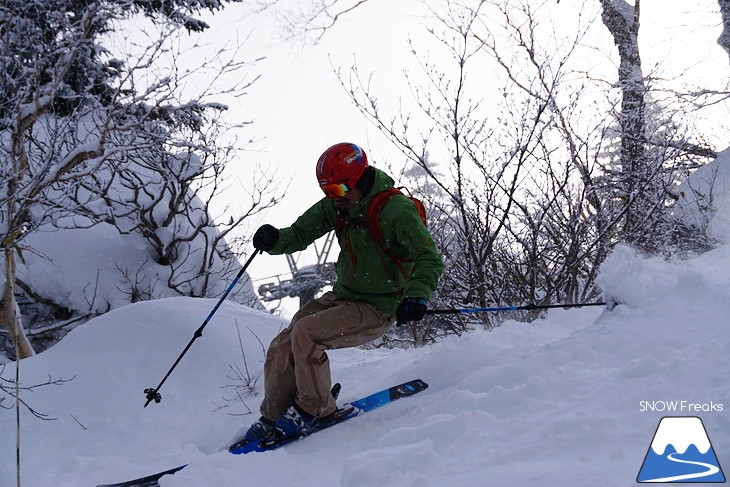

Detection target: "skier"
[243, 142, 443, 442]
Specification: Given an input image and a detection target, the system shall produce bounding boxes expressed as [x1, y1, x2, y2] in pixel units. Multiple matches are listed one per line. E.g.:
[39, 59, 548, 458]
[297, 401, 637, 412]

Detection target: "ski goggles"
[319, 182, 352, 199]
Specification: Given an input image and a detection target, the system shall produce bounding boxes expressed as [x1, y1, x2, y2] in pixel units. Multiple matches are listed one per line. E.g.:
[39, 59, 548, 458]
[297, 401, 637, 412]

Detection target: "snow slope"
[1, 239, 729, 487]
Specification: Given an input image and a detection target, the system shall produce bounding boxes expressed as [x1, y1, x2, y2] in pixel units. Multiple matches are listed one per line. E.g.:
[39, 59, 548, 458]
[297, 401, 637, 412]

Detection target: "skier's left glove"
[396, 298, 427, 325]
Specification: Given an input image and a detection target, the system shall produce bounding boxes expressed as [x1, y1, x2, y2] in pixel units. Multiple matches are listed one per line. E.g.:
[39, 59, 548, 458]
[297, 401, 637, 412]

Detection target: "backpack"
[335, 187, 427, 279]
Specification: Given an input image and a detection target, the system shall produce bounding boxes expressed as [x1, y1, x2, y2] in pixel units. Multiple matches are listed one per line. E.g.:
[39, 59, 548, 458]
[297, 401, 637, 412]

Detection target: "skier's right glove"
[396, 298, 427, 325]
[253, 224, 279, 251]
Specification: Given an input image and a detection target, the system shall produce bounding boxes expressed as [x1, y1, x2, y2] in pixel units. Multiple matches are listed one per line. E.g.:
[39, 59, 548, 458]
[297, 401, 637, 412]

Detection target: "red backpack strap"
[399, 187, 427, 227]
[365, 187, 427, 280]
[366, 186, 427, 242]
[365, 187, 402, 243]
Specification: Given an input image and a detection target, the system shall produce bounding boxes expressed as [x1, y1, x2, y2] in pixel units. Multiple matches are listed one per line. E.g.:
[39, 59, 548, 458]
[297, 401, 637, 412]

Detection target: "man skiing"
[244, 142, 443, 443]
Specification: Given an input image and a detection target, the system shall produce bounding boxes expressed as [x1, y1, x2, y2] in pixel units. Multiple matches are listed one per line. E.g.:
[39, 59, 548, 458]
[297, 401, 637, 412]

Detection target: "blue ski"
[228, 378, 429, 454]
[96, 379, 427, 486]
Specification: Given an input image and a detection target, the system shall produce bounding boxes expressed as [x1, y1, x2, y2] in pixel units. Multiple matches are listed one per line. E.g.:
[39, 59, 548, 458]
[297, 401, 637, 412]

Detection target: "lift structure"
[257, 232, 337, 308]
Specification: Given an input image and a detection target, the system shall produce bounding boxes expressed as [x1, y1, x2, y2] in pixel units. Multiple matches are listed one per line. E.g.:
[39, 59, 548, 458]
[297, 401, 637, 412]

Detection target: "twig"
[70, 413, 88, 430]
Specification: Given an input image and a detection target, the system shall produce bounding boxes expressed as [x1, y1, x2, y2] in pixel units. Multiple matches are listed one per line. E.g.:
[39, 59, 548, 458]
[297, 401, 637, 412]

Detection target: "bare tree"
[65, 28, 277, 297]
[597, 0, 722, 255]
[1, 1, 112, 358]
[598, 0, 663, 251]
[266, 0, 724, 343]
[270, 0, 377, 44]
[338, 0, 603, 338]
[0, 364, 73, 419]
[337, 0, 717, 343]
[1, 0, 267, 358]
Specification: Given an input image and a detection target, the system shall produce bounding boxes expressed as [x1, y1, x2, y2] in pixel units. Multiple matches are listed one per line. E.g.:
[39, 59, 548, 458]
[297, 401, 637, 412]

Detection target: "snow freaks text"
[639, 401, 724, 413]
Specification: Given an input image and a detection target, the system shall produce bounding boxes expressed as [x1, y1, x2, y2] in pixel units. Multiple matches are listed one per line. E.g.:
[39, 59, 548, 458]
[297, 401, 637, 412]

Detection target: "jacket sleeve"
[268, 198, 335, 255]
[381, 196, 444, 300]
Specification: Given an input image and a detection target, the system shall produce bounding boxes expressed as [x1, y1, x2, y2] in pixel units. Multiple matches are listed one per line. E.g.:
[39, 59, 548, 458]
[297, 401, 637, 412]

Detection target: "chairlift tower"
[257, 232, 337, 308]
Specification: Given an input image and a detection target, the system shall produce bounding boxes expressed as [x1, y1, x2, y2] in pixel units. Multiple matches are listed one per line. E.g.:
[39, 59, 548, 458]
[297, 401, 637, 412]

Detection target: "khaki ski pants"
[260, 291, 394, 420]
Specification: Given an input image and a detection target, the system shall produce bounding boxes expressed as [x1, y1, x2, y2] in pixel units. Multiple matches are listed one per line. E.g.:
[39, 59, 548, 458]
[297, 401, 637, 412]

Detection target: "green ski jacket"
[268, 168, 443, 317]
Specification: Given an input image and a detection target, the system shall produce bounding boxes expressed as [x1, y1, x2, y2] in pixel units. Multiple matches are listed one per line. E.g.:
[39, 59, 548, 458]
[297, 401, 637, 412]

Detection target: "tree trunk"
[599, 0, 651, 247]
[1, 247, 35, 359]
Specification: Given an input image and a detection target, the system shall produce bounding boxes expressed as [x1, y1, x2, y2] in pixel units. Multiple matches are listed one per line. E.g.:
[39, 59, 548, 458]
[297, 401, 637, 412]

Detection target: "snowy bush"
[0, 0, 277, 359]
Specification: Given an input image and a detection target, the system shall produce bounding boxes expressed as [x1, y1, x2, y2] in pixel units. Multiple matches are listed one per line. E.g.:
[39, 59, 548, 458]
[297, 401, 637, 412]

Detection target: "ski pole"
[144, 249, 262, 407]
[425, 301, 606, 315]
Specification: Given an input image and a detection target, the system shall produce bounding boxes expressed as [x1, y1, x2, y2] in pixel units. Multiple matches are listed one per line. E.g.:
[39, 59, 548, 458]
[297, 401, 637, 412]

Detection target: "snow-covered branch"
[1, 0, 273, 358]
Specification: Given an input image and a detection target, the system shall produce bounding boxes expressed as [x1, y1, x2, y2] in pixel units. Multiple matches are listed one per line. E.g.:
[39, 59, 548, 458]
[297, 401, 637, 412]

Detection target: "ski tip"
[95, 464, 187, 487]
[400, 379, 428, 393]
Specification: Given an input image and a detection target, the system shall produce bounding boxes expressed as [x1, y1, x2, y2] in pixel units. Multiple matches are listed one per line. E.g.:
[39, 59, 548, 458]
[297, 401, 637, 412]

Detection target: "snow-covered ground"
[1, 239, 728, 486]
[2, 153, 730, 486]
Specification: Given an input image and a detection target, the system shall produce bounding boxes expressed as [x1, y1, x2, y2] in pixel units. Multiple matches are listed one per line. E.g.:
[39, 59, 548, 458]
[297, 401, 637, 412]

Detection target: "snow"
[2, 235, 729, 486]
[19, 219, 149, 314]
[676, 147, 730, 244]
[3, 146, 730, 485]
[17, 212, 261, 319]
[650, 417, 711, 455]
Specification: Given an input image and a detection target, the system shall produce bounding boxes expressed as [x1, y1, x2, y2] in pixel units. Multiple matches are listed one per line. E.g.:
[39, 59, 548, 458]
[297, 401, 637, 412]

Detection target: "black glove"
[253, 224, 279, 251]
[396, 298, 427, 325]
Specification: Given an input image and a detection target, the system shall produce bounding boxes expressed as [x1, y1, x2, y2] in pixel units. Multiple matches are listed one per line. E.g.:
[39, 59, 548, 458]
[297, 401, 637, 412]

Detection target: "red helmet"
[316, 143, 368, 198]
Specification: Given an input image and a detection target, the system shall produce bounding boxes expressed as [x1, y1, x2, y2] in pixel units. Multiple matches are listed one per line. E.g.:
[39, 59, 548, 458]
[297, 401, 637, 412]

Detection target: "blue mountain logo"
[637, 416, 725, 483]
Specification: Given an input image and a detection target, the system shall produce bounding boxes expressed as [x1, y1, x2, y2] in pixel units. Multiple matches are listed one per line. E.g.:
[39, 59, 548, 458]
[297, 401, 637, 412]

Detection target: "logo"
[343, 149, 362, 164]
[637, 416, 725, 483]
[640, 401, 724, 413]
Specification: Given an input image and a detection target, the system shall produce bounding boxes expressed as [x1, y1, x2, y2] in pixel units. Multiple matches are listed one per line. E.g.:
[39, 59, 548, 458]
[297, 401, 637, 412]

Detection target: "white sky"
[184, 0, 729, 318]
